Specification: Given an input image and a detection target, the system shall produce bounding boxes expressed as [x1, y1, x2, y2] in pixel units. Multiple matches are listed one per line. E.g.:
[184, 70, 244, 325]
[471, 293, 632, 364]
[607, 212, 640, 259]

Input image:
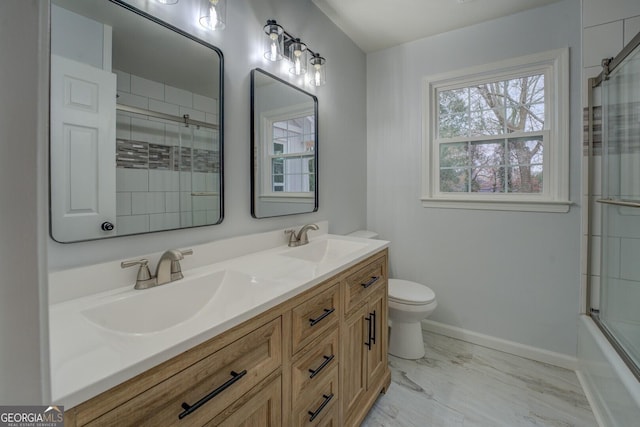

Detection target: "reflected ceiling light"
[199, 0, 226, 31]
[157, 0, 179, 4]
[262, 19, 326, 86]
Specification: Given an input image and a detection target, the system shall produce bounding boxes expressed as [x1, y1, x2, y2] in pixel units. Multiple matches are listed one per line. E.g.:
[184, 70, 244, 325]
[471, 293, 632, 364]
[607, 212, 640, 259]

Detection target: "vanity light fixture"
[309, 53, 326, 87]
[263, 20, 284, 61]
[262, 19, 326, 86]
[199, 0, 226, 31]
[289, 39, 308, 75]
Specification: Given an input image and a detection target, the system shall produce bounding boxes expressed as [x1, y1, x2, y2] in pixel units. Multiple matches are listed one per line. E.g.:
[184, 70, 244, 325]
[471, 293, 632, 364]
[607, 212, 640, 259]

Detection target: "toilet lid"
[388, 279, 435, 305]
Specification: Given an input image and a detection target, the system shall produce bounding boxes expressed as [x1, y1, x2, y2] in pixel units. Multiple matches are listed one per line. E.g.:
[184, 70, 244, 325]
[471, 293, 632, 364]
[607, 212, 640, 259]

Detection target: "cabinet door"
[341, 304, 368, 417]
[366, 288, 387, 388]
[216, 375, 282, 427]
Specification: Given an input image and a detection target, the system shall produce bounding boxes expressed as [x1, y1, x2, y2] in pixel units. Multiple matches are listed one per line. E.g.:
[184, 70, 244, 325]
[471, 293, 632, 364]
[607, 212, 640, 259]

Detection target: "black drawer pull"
[370, 310, 376, 344]
[309, 307, 335, 326]
[361, 276, 381, 289]
[308, 393, 334, 422]
[178, 370, 247, 419]
[309, 354, 335, 379]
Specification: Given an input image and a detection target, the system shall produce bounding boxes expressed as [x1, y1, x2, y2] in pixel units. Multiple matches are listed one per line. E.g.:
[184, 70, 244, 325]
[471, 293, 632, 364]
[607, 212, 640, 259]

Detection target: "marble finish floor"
[362, 330, 599, 427]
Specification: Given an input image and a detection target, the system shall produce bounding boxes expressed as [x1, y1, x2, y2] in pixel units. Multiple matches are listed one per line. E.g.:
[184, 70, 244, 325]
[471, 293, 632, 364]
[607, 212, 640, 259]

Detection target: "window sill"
[420, 197, 572, 213]
[259, 194, 314, 203]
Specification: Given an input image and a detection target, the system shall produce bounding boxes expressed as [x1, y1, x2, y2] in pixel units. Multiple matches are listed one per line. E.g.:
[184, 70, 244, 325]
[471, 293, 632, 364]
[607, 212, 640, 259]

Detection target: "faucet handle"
[170, 249, 193, 281]
[121, 259, 155, 289]
[179, 248, 194, 257]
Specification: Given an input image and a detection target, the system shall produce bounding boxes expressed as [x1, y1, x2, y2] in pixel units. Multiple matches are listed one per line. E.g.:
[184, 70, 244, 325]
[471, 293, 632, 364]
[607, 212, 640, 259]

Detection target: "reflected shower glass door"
[177, 125, 221, 228]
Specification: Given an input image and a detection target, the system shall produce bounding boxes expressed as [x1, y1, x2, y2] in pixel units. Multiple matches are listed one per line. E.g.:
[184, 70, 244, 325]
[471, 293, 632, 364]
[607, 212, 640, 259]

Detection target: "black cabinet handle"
[308, 354, 334, 379]
[309, 307, 335, 326]
[365, 314, 372, 350]
[370, 310, 376, 344]
[361, 276, 381, 289]
[308, 393, 334, 422]
[178, 370, 247, 419]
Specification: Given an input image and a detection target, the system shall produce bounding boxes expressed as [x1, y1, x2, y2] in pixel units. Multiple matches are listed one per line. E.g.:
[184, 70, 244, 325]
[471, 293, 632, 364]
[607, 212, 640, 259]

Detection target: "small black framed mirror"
[251, 68, 318, 218]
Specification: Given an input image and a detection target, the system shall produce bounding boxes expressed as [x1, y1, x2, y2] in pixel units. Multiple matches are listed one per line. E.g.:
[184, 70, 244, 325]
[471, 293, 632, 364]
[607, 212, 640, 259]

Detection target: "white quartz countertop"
[49, 233, 388, 407]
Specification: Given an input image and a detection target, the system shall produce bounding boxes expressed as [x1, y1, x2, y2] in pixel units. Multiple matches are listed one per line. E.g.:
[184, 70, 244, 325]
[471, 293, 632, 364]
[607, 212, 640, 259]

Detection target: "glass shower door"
[599, 40, 640, 371]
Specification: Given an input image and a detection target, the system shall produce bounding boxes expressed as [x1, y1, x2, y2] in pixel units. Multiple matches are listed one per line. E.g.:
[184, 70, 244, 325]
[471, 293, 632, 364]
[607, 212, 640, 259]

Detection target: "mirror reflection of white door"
[50, 54, 116, 241]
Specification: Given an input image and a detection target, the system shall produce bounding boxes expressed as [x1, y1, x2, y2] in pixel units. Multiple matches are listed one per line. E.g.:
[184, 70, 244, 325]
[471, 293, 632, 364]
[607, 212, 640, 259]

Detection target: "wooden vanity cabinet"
[64, 249, 390, 427]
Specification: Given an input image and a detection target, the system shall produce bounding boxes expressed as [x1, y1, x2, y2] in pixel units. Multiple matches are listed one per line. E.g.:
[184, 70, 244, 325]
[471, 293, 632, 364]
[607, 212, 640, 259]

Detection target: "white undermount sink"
[280, 238, 367, 264]
[81, 269, 267, 335]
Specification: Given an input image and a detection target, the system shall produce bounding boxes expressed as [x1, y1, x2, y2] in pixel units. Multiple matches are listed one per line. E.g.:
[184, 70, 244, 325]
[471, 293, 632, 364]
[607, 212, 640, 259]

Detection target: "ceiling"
[312, 0, 562, 53]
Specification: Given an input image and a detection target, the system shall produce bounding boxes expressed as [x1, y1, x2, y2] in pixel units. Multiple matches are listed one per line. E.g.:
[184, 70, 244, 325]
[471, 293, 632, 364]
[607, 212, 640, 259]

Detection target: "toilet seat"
[388, 279, 435, 305]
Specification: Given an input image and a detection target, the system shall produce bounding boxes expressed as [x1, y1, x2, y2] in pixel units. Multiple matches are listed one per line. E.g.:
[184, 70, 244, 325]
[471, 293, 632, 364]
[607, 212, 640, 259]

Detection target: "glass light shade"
[199, 0, 226, 31]
[157, 0, 178, 4]
[309, 54, 326, 87]
[263, 20, 284, 61]
[288, 39, 308, 75]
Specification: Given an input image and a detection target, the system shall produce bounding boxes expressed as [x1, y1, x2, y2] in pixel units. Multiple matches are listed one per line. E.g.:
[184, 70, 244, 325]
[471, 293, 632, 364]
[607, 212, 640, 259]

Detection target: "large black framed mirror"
[251, 68, 318, 218]
[50, 0, 223, 242]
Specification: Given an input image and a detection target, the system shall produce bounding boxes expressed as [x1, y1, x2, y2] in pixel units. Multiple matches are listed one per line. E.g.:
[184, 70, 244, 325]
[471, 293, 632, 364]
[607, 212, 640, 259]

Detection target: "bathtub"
[578, 315, 640, 426]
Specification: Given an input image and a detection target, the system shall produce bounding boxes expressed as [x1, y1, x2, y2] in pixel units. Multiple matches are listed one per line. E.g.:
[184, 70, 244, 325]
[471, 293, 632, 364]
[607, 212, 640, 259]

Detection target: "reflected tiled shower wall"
[114, 69, 220, 235]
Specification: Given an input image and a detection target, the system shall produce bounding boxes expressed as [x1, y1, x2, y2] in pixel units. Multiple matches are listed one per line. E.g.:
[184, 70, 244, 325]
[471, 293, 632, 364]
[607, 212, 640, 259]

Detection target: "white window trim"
[259, 103, 315, 199]
[421, 48, 572, 213]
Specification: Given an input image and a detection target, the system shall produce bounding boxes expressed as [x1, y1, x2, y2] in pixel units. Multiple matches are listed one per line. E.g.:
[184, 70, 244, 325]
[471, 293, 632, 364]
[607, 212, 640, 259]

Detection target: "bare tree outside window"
[438, 74, 545, 193]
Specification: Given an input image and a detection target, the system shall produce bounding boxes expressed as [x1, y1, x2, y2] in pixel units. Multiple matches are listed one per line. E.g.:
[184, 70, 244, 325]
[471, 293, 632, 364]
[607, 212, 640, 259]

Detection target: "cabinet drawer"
[212, 374, 282, 427]
[84, 317, 282, 426]
[344, 256, 386, 315]
[291, 284, 340, 354]
[292, 366, 339, 427]
[291, 329, 339, 407]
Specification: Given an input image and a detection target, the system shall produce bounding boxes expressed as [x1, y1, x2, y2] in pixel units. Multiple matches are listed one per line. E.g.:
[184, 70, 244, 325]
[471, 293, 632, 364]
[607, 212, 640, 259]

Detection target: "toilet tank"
[347, 230, 379, 239]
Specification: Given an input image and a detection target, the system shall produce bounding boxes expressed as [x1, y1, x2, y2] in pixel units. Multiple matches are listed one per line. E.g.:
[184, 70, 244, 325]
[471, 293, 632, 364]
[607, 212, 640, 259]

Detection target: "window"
[422, 49, 570, 212]
[261, 108, 315, 198]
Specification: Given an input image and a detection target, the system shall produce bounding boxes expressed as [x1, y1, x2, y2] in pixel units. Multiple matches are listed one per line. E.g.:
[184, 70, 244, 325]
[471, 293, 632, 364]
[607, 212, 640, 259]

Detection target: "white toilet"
[388, 279, 437, 359]
[348, 230, 438, 359]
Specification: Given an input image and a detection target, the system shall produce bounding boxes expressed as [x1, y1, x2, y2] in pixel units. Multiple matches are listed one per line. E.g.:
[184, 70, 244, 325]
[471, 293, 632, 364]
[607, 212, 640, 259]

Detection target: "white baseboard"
[421, 319, 577, 371]
[575, 369, 607, 427]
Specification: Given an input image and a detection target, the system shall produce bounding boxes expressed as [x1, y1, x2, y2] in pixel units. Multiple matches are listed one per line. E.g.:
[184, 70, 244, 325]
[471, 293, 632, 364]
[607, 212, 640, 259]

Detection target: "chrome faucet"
[285, 223, 319, 247]
[121, 248, 193, 290]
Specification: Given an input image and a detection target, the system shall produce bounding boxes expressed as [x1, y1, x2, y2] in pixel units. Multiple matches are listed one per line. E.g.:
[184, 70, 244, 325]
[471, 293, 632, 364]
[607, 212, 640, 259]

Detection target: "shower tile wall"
[114, 69, 220, 235]
[582, 2, 640, 313]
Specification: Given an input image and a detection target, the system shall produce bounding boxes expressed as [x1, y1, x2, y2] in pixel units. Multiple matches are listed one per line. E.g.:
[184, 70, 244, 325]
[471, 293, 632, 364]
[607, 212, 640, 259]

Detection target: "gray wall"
[366, 0, 583, 356]
[0, 1, 50, 404]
